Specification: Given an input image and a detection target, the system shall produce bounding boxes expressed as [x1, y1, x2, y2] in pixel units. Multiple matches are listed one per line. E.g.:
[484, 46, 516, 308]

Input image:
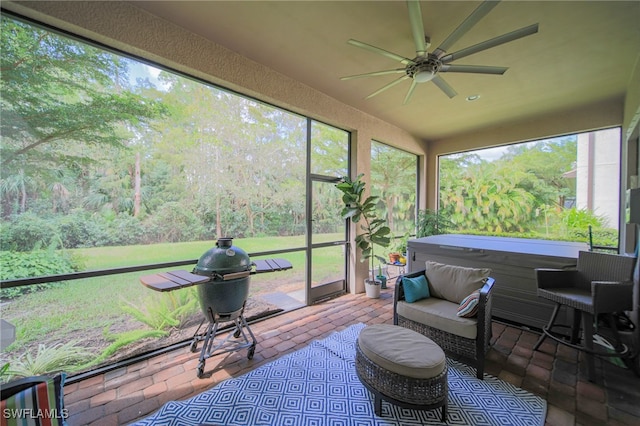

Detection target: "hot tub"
[407, 234, 589, 329]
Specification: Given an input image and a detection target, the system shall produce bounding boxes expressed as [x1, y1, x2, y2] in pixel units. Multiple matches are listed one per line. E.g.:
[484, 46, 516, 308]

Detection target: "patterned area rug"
[132, 323, 546, 426]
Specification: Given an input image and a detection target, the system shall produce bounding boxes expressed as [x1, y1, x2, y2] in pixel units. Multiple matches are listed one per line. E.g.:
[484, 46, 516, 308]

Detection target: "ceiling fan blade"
[407, 0, 427, 56]
[340, 69, 406, 80]
[347, 39, 414, 65]
[403, 80, 418, 105]
[431, 75, 457, 98]
[440, 64, 508, 75]
[441, 24, 539, 63]
[433, 0, 500, 58]
[365, 75, 410, 99]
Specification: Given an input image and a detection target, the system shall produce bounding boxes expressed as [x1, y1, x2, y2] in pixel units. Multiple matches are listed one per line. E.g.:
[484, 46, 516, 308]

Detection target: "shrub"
[144, 202, 204, 243]
[106, 214, 146, 246]
[88, 329, 168, 367]
[2, 210, 155, 250]
[3, 341, 93, 380]
[54, 210, 110, 248]
[560, 207, 605, 230]
[0, 249, 83, 298]
[121, 288, 199, 331]
[83, 289, 200, 366]
[571, 227, 618, 249]
[0, 213, 58, 251]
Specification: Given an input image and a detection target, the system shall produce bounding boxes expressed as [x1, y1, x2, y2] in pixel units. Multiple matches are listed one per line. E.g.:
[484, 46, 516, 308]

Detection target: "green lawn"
[73, 235, 312, 270]
[1, 235, 345, 378]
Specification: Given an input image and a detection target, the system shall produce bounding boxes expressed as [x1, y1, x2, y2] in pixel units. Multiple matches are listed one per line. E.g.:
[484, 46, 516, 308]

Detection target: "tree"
[440, 163, 537, 233]
[143, 73, 307, 239]
[438, 139, 577, 235]
[0, 17, 167, 217]
[370, 142, 417, 237]
[500, 138, 576, 203]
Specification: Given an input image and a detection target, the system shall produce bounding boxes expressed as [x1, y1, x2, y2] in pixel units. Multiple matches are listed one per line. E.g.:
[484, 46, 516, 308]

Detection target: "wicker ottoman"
[355, 324, 448, 421]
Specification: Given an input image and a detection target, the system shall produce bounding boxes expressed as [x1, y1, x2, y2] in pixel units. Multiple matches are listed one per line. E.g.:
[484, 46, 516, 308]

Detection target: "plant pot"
[365, 278, 381, 298]
[376, 274, 387, 289]
[389, 253, 400, 263]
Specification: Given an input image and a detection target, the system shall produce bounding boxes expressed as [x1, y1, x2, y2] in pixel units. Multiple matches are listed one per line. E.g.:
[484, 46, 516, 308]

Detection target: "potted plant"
[389, 233, 409, 260]
[336, 174, 391, 298]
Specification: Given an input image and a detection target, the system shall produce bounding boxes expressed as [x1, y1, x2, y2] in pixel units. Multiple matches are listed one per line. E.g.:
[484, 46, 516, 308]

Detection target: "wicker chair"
[393, 269, 495, 379]
[533, 250, 636, 381]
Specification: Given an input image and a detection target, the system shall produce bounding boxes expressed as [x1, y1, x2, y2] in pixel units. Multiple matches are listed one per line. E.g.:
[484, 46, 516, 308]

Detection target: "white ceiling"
[130, 1, 640, 141]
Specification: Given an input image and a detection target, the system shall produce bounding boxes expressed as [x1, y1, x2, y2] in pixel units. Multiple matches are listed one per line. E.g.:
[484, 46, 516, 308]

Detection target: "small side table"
[385, 262, 406, 278]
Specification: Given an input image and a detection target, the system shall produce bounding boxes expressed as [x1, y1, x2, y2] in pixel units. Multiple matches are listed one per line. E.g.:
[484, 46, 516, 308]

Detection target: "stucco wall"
[623, 53, 640, 144]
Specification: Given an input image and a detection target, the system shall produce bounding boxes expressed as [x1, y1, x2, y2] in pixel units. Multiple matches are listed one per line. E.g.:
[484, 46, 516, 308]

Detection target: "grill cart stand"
[189, 303, 257, 378]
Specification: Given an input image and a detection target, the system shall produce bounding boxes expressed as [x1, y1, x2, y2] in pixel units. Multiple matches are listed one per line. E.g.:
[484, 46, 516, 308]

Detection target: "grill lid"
[193, 238, 251, 277]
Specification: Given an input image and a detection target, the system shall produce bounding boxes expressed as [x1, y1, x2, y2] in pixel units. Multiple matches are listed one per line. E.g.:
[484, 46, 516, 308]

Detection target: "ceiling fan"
[341, 0, 539, 104]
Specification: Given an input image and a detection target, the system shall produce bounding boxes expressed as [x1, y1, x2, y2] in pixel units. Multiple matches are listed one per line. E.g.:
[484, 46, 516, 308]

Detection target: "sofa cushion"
[457, 290, 481, 318]
[425, 261, 491, 304]
[396, 298, 478, 340]
[402, 274, 430, 303]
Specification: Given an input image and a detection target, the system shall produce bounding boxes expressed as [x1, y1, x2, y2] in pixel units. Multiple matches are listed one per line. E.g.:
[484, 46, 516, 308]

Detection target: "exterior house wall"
[575, 129, 621, 229]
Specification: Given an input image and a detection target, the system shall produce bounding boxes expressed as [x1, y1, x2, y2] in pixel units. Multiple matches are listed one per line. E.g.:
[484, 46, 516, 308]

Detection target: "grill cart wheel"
[189, 340, 198, 353]
[248, 344, 255, 359]
[197, 362, 205, 379]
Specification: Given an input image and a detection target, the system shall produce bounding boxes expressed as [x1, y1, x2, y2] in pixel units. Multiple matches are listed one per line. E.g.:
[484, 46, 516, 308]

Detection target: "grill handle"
[219, 270, 252, 281]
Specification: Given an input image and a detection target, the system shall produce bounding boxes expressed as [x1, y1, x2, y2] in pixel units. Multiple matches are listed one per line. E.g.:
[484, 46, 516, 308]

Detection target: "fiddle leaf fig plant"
[336, 174, 391, 282]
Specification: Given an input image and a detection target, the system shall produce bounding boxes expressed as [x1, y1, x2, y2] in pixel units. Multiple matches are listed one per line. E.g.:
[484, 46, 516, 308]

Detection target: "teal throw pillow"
[403, 275, 430, 303]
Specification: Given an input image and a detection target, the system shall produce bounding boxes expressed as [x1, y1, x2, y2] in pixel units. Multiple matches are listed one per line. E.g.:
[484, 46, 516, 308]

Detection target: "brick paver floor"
[62, 281, 640, 426]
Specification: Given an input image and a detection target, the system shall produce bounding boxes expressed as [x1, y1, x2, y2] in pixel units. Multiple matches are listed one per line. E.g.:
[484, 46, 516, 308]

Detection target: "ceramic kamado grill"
[140, 237, 292, 378]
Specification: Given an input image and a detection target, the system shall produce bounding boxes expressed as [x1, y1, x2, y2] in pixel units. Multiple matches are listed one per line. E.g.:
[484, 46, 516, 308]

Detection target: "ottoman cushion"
[358, 324, 446, 379]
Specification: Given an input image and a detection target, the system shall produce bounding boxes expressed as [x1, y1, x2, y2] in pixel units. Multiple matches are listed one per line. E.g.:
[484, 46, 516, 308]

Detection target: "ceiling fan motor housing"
[406, 54, 442, 82]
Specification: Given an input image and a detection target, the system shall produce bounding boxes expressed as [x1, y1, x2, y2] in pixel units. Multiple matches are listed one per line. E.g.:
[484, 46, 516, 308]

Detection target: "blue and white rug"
[132, 323, 546, 425]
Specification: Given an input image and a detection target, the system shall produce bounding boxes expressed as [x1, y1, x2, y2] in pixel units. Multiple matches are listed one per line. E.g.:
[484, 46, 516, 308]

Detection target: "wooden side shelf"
[253, 258, 292, 273]
[140, 258, 292, 292]
[140, 270, 209, 292]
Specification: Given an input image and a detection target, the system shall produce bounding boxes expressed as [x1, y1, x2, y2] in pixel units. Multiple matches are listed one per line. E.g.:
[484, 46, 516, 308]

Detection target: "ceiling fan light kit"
[341, 0, 539, 104]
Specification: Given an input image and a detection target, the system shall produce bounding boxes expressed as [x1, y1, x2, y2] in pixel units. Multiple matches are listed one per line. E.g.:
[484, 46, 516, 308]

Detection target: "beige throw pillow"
[425, 261, 491, 304]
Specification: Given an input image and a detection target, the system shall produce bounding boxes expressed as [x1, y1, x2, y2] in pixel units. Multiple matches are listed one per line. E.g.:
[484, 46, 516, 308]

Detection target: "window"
[370, 141, 418, 244]
[0, 15, 350, 377]
[438, 128, 621, 249]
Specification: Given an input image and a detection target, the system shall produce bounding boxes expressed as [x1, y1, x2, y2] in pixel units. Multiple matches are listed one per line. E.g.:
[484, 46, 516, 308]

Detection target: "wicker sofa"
[393, 263, 495, 379]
